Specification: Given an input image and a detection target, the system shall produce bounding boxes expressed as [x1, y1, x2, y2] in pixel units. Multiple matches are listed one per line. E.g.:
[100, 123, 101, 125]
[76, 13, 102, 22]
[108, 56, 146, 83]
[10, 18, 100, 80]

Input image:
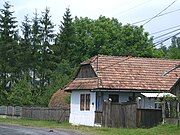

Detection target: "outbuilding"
[64, 55, 180, 126]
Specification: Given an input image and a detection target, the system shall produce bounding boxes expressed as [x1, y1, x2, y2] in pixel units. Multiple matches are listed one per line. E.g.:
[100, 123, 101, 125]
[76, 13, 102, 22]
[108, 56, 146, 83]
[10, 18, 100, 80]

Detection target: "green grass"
[0, 117, 179, 135]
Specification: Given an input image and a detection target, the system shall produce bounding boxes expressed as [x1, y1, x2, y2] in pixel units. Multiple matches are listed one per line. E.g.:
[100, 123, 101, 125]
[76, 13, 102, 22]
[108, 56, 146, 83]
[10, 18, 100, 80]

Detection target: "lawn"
[0, 117, 179, 135]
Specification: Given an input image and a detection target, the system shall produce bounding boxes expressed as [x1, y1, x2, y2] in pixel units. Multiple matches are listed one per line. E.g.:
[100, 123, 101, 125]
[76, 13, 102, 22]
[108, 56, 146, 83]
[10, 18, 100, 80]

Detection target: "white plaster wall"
[69, 90, 96, 126]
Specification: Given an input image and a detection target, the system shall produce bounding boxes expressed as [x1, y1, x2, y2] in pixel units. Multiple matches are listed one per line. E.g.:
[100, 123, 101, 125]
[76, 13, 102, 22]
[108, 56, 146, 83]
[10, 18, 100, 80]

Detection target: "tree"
[30, 10, 41, 88]
[56, 7, 75, 60]
[167, 36, 180, 59]
[8, 77, 33, 106]
[19, 15, 32, 75]
[114, 24, 154, 57]
[38, 7, 56, 93]
[0, 2, 19, 103]
[72, 16, 156, 64]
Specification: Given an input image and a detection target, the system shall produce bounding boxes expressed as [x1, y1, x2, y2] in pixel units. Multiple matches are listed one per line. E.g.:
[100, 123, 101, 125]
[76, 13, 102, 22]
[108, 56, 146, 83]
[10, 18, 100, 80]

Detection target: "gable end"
[76, 64, 97, 78]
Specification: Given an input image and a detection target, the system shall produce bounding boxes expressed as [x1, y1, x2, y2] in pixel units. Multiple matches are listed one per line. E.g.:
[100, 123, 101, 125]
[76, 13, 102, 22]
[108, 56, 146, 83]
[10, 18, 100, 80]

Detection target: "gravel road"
[0, 124, 84, 135]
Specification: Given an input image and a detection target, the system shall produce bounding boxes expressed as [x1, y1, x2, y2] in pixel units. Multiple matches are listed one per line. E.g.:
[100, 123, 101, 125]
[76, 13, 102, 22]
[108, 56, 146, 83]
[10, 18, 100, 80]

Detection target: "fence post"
[103, 101, 109, 127]
[177, 102, 179, 127]
[104, 102, 108, 127]
[108, 101, 112, 127]
[162, 101, 165, 124]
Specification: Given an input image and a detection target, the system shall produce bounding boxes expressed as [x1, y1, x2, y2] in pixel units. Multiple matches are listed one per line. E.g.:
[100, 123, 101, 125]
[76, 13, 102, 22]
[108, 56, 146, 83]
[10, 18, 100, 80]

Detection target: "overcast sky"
[0, 0, 180, 46]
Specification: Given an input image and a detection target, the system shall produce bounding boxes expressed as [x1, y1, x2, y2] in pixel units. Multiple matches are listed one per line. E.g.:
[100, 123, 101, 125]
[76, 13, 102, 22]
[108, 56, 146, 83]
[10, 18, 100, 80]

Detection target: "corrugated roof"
[65, 55, 180, 91]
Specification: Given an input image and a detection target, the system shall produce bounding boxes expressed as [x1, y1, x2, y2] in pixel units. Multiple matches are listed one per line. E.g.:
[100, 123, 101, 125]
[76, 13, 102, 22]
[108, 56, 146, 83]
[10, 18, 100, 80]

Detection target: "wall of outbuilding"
[69, 90, 96, 126]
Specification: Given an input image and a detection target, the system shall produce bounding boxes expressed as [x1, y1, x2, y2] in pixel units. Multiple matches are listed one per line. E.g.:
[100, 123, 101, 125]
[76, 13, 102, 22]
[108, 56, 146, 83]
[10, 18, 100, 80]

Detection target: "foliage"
[19, 15, 32, 74]
[30, 10, 41, 88]
[8, 77, 33, 106]
[56, 7, 75, 61]
[72, 16, 157, 64]
[38, 7, 56, 90]
[159, 36, 180, 59]
[0, 2, 19, 103]
[167, 36, 180, 59]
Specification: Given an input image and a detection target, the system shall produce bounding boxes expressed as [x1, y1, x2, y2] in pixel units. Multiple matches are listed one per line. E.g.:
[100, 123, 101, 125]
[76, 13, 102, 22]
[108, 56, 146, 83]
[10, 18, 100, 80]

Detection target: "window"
[80, 94, 90, 111]
[109, 94, 119, 103]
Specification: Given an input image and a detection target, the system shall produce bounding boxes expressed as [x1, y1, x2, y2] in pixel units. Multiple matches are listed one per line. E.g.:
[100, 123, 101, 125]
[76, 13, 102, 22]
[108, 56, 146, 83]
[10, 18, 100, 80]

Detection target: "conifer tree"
[31, 10, 41, 88]
[20, 15, 32, 74]
[39, 7, 56, 91]
[57, 7, 75, 60]
[0, 2, 19, 103]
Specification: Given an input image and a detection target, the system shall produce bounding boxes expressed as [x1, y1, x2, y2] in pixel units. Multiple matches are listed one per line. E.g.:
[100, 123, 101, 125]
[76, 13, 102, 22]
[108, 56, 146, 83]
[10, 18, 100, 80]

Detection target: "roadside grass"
[0, 117, 179, 135]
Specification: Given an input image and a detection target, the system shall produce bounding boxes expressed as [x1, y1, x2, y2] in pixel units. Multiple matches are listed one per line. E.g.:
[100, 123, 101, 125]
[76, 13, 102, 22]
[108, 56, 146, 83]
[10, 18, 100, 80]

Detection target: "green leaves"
[56, 7, 75, 61]
[168, 36, 180, 59]
[72, 16, 155, 62]
[158, 36, 180, 59]
[0, 1, 19, 99]
[8, 77, 33, 106]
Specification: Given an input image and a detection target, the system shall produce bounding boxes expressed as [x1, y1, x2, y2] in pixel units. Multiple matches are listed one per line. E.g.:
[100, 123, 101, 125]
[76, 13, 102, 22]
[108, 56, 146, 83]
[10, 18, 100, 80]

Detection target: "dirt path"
[0, 124, 84, 135]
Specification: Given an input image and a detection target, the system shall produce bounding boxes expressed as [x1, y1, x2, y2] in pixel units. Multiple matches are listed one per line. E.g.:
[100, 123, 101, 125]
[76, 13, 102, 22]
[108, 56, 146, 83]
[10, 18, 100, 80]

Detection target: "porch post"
[162, 101, 165, 124]
[177, 102, 179, 127]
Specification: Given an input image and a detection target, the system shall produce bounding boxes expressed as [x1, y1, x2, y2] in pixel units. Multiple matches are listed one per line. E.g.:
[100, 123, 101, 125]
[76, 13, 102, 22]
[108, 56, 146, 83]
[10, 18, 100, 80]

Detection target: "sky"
[0, 0, 180, 47]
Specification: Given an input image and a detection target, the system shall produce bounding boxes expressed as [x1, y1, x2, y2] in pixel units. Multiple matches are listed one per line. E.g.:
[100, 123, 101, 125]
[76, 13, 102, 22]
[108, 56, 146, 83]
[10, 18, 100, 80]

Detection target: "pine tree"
[57, 7, 75, 60]
[38, 7, 56, 91]
[31, 10, 41, 88]
[0, 2, 19, 103]
[19, 15, 32, 75]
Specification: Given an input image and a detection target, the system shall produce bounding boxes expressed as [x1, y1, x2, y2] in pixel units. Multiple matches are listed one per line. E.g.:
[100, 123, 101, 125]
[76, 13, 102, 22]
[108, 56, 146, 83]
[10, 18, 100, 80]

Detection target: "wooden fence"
[0, 106, 70, 122]
[95, 102, 162, 128]
[0, 106, 22, 117]
[137, 108, 162, 127]
[22, 107, 69, 122]
[102, 102, 137, 128]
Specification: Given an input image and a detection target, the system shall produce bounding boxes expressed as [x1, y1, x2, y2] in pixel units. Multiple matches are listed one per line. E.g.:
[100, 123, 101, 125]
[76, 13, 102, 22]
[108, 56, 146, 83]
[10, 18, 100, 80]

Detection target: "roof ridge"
[98, 55, 180, 61]
[105, 55, 180, 61]
[82, 55, 180, 66]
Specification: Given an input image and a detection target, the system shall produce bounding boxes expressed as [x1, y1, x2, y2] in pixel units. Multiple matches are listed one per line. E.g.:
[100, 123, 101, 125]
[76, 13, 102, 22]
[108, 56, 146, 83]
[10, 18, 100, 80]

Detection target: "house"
[64, 55, 180, 126]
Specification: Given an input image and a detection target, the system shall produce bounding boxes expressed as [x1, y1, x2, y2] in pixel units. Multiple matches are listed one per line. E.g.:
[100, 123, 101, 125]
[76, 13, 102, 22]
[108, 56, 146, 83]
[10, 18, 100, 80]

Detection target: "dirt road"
[0, 124, 84, 135]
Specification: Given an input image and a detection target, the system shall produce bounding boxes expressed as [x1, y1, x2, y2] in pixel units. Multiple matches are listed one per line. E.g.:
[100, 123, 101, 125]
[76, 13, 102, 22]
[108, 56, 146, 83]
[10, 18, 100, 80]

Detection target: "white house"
[64, 55, 180, 126]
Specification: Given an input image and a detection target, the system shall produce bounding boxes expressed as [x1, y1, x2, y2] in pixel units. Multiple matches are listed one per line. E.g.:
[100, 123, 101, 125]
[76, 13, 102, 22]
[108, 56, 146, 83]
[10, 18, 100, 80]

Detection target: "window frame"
[80, 94, 91, 111]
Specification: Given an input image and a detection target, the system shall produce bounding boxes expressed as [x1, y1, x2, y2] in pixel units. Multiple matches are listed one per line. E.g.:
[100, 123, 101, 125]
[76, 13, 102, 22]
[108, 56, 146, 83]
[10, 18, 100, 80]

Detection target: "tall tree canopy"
[0, 2, 19, 104]
[72, 16, 155, 64]
[56, 7, 75, 61]
[19, 15, 32, 74]
[38, 7, 56, 90]
[168, 36, 180, 59]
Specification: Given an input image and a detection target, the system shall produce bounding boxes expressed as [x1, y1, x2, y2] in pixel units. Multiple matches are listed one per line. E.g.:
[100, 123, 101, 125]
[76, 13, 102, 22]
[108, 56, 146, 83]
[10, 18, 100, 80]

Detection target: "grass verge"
[0, 117, 179, 135]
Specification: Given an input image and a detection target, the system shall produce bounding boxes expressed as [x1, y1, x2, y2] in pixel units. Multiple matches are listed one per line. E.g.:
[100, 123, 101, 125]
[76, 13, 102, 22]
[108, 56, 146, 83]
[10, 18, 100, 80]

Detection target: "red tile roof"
[65, 55, 180, 91]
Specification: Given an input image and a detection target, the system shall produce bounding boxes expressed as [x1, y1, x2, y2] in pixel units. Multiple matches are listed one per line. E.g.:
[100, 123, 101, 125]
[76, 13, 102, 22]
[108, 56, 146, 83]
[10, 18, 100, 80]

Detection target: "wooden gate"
[102, 102, 137, 128]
